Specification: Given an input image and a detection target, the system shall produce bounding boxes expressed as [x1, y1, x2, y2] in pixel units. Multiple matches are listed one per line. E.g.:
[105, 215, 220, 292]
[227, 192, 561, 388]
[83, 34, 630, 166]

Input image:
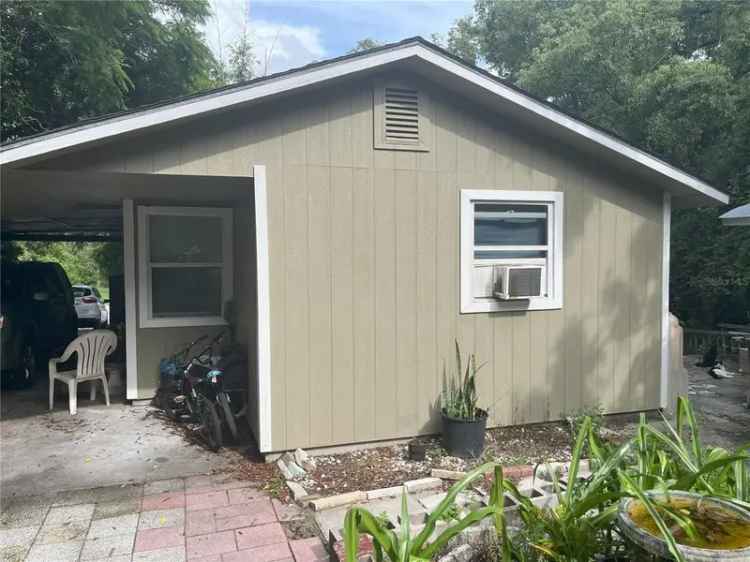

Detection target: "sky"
[203, 0, 473, 76]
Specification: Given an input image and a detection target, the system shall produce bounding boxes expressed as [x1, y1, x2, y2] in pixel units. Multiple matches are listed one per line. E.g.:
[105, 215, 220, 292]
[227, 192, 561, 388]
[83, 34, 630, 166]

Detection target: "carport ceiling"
[2, 205, 122, 241]
[1, 169, 253, 242]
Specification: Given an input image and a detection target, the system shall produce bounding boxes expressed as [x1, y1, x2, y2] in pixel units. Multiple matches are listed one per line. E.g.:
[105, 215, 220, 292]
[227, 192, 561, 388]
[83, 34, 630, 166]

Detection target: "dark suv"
[1, 262, 78, 387]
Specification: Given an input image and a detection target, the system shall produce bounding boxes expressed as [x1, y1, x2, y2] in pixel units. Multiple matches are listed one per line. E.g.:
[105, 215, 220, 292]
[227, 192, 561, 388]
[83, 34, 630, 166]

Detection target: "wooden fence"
[683, 327, 750, 355]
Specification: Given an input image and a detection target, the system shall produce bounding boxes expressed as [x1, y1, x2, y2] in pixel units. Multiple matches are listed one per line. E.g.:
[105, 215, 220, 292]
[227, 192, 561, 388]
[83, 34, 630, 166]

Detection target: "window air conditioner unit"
[493, 265, 544, 300]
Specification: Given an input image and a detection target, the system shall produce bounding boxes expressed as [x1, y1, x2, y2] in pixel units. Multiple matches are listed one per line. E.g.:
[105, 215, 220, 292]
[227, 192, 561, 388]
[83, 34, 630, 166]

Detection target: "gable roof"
[0, 37, 728, 206]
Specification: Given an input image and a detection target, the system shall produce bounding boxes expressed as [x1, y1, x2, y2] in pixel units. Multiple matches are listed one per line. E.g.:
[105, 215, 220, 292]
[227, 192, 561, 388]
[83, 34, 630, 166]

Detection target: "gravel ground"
[296, 420, 633, 497]
[219, 357, 750, 499]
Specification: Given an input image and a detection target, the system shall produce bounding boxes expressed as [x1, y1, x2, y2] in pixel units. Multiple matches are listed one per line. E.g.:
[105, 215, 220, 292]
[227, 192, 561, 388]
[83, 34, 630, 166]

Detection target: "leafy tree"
[447, 0, 750, 327]
[7, 241, 118, 289]
[226, 29, 257, 84]
[0, 0, 221, 142]
[349, 38, 383, 54]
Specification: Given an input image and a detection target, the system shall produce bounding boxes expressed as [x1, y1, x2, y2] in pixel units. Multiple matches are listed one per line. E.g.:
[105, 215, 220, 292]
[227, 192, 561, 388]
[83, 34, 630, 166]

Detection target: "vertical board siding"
[37, 78, 666, 451]
[374, 167, 398, 440]
[307, 165, 332, 446]
[331, 167, 355, 444]
[352, 168, 376, 441]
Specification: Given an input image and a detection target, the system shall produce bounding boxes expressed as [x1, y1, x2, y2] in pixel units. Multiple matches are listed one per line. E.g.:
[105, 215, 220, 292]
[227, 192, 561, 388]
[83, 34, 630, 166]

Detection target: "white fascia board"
[414, 49, 728, 206]
[0, 42, 728, 206]
[0, 44, 422, 166]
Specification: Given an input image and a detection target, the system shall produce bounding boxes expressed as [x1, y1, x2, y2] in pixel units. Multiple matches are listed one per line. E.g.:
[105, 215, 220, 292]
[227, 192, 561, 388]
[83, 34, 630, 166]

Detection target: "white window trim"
[460, 189, 564, 313]
[137, 205, 234, 328]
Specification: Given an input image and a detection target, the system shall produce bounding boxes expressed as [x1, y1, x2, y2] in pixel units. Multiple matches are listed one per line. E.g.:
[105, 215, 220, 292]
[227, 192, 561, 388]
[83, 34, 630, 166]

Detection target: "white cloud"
[203, 0, 326, 77]
[252, 19, 326, 75]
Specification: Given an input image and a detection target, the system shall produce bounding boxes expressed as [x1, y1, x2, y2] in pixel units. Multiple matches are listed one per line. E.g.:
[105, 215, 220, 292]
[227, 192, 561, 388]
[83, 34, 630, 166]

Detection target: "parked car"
[1, 262, 78, 387]
[72, 284, 108, 328]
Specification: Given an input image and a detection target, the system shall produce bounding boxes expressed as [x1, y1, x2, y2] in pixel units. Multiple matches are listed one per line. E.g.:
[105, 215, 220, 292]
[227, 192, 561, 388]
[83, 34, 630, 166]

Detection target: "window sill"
[140, 316, 228, 329]
[460, 297, 562, 314]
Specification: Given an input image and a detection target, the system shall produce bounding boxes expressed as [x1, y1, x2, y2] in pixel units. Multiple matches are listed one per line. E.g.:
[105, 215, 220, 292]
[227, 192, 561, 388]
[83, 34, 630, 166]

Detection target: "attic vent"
[374, 81, 430, 152]
[384, 87, 420, 143]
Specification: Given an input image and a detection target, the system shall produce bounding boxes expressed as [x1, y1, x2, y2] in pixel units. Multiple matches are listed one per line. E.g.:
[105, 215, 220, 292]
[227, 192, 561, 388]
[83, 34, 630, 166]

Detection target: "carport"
[1, 166, 262, 403]
[1, 158, 269, 494]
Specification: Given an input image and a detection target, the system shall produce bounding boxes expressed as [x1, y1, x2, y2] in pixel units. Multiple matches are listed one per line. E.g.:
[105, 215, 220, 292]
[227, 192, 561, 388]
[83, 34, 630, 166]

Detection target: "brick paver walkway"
[0, 474, 328, 562]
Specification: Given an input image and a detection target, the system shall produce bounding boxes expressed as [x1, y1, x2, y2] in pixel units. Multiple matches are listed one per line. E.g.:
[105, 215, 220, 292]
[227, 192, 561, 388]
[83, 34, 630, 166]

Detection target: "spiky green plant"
[630, 397, 748, 502]
[500, 417, 634, 561]
[343, 462, 504, 562]
[441, 340, 485, 421]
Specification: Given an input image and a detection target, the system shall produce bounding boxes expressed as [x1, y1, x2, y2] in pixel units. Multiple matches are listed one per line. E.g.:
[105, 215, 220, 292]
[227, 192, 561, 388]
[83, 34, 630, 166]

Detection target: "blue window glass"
[474, 203, 547, 246]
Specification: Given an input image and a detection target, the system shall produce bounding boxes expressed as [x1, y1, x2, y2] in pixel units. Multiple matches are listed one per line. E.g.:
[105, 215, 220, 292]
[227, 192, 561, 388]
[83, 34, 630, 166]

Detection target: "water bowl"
[617, 491, 750, 561]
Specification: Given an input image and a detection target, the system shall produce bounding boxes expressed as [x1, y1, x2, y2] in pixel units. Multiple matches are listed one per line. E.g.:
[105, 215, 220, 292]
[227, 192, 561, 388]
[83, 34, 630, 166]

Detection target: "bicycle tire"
[218, 392, 238, 441]
[199, 397, 223, 451]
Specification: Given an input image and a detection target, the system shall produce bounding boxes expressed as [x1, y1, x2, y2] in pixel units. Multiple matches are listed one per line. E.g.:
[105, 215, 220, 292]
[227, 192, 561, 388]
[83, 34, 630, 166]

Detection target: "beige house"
[0, 38, 728, 454]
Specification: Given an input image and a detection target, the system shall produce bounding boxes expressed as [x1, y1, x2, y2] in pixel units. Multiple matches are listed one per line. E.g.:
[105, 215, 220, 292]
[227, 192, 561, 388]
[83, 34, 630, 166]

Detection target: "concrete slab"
[44, 504, 94, 526]
[87, 513, 139, 540]
[0, 498, 52, 529]
[92, 498, 141, 520]
[359, 494, 426, 526]
[25, 540, 83, 562]
[35, 520, 89, 545]
[0, 475, 322, 562]
[79, 532, 135, 560]
[1, 378, 234, 499]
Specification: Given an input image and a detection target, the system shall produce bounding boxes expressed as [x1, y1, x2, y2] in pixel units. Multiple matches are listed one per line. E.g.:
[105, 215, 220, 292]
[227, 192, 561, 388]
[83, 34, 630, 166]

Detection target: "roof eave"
[0, 39, 728, 207]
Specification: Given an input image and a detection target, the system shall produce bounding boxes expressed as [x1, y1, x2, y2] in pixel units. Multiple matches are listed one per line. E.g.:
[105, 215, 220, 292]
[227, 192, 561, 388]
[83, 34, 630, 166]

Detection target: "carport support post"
[660, 192, 671, 411]
[253, 165, 272, 453]
[123, 199, 139, 400]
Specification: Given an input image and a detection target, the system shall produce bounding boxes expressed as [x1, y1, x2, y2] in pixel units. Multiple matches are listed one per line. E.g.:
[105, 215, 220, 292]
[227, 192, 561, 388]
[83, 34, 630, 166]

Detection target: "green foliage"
[502, 418, 633, 561]
[343, 462, 504, 562]
[226, 30, 257, 84]
[349, 38, 383, 54]
[447, 0, 750, 328]
[624, 397, 749, 504]
[4, 241, 122, 290]
[441, 340, 485, 421]
[563, 404, 604, 444]
[345, 400, 749, 561]
[0, 0, 222, 141]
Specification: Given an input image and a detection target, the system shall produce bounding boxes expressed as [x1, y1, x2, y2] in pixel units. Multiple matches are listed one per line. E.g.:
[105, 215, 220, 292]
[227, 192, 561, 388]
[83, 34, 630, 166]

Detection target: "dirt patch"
[281, 511, 320, 540]
[298, 419, 633, 497]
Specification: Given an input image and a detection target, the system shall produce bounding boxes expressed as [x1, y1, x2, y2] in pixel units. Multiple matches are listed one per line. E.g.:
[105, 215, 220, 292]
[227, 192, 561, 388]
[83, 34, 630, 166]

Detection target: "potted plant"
[440, 341, 488, 458]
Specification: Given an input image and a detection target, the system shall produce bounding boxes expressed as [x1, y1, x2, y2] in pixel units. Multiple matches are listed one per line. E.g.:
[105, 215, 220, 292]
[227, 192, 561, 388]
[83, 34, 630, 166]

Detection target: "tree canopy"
[445, 0, 750, 327]
[0, 0, 222, 142]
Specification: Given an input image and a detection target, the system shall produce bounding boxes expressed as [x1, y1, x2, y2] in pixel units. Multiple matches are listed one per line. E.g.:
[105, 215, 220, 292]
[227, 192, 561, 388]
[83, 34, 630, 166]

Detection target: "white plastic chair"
[49, 330, 117, 415]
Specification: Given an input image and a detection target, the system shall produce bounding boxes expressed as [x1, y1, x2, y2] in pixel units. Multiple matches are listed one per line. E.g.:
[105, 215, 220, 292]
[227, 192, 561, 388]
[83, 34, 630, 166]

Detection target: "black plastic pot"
[441, 409, 488, 458]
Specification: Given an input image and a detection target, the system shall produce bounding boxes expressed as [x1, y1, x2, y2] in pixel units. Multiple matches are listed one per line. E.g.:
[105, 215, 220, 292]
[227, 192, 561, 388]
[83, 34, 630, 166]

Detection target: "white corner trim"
[123, 199, 139, 400]
[660, 192, 672, 410]
[460, 189, 564, 313]
[253, 165, 272, 453]
[136, 206, 234, 329]
[0, 42, 727, 206]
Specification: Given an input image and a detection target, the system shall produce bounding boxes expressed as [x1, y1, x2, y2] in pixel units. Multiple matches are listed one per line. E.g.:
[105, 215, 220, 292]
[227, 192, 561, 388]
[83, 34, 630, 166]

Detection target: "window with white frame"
[460, 190, 564, 313]
[138, 206, 233, 328]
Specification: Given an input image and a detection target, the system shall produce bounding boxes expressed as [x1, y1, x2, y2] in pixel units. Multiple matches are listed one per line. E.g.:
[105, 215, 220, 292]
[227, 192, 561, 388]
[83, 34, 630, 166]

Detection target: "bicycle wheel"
[199, 397, 223, 451]
[218, 392, 238, 441]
